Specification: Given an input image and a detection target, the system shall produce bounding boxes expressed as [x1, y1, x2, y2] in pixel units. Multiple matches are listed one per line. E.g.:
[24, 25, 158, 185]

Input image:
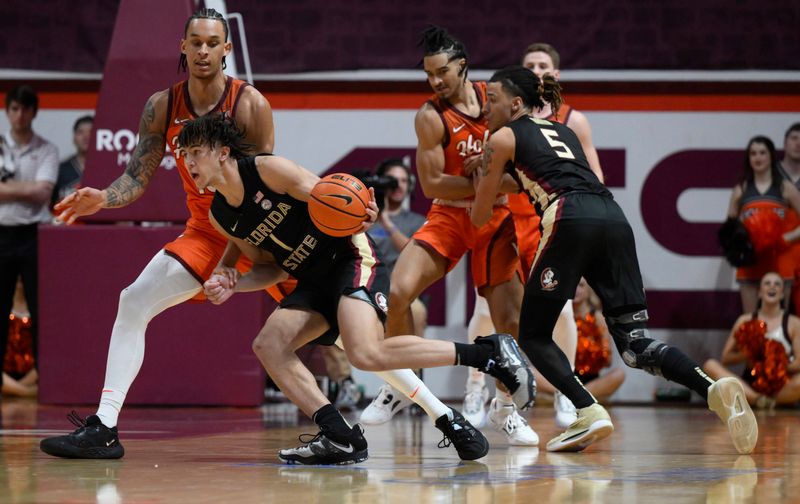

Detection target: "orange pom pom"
[742, 209, 785, 254]
[734, 319, 767, 361]
[735, 318, 789, 397]
[574, 313, 609, 377]
[3, 314, 35, 376]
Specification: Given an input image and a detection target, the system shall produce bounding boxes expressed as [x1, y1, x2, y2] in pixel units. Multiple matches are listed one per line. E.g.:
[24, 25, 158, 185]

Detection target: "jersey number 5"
[540, 129, 576, 159]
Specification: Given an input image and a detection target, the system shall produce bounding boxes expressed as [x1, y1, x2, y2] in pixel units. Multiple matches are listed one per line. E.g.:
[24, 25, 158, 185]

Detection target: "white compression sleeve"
[96, 251, 202, 428]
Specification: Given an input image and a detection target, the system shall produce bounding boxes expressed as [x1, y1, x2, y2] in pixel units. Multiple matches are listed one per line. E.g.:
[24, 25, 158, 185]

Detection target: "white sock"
[376, 369, 450, 421]
[96, 252, 200, 428]
[496, 389, 515, 407]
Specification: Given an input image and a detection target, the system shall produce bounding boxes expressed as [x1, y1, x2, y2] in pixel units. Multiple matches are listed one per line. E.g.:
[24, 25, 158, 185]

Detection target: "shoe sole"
[506, 433, 540, 447]
[546, 419, 614, 452]
[708, 377, 758, 454]
[511, 366, 536, 411]
[278, 449, 369, 465]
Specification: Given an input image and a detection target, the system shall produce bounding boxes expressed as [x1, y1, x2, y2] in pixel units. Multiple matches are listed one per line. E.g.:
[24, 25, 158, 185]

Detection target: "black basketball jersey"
[505, 116, 610, 215]
[210, 156, 345, 279]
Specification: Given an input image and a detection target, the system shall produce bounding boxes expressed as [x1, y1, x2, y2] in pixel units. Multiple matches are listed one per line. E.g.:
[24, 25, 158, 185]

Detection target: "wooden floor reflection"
[1, 399, 797, 503]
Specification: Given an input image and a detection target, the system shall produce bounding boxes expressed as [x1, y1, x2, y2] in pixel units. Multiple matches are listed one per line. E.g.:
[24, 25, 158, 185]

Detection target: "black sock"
[660, 347, 714, 399]
[453, 342, 490, 368]
[312, 404, 352, 441]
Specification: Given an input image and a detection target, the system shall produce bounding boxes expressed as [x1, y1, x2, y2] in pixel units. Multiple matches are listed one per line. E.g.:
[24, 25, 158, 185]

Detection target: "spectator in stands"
[777, 123, 800, 315]
[51, 115, 93, 209]
[0, 84, 59, 396]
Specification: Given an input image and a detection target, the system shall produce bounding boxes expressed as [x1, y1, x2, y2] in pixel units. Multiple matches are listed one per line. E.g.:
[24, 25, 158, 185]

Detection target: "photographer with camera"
[359, 158, 430, 423]
[364, 159, 427, 272]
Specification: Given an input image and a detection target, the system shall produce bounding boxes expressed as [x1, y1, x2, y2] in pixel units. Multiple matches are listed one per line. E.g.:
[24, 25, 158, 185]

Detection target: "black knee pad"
[605, 309, 668, 376]
[626, 339, 669, 376]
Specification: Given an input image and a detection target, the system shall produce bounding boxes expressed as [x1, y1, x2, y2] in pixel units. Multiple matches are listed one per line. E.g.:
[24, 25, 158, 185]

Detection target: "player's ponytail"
[490, 66, 564, 118]
[539, 74, 563, 121]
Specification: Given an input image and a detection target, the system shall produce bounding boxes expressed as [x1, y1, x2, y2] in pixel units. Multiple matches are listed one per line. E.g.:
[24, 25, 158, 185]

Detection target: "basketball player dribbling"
[39, 8, 479, 465]
[360, 25, 539, 446]
[176, 113, 536, 465]
[39, 8, 276, 459]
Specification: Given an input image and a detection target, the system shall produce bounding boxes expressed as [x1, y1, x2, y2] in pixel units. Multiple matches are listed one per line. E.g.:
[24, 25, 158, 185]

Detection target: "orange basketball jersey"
[427, 81, 489, 177]
[165, 76, 252, 233]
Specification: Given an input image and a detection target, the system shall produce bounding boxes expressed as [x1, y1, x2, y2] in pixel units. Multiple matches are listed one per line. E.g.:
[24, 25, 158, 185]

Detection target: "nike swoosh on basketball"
[453, 124, 466, 133]
[327, 194, 353, 205]
[328, 439, 355, 453]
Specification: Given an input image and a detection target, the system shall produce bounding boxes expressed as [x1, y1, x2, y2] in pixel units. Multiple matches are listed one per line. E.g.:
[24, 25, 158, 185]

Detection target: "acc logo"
[261, 199, 272, 211]
[540, 267, 559, 292]
[374, 292, 388, 313]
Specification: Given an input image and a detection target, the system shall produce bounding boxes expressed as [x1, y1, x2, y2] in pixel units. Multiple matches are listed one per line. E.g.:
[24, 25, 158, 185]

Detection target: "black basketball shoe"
[278, 424, 368, 465]
[435, 409, 489, 460]
[40, 411, 124, 459]
[474, 333, 537, 410]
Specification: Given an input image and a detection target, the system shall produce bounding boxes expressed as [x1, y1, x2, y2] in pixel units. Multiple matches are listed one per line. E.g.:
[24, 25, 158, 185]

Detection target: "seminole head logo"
[540, 267, 559, 292]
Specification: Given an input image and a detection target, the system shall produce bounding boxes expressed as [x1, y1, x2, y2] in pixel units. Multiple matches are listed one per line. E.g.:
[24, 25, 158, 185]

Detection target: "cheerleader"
[703, 272, 800, 408]
[725, 136, 800, 313]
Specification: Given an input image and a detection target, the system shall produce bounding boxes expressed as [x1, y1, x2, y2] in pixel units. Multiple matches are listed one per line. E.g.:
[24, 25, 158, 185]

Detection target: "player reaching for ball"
[179, 113, 536, 465]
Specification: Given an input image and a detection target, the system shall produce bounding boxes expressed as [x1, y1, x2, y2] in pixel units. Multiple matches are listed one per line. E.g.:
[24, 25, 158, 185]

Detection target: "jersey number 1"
[540, 129, 576, 159]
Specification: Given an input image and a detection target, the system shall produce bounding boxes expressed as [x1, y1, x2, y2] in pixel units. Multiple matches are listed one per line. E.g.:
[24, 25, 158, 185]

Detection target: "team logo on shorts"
[374, 292, 388, 313]
[540, 267, 559, 291]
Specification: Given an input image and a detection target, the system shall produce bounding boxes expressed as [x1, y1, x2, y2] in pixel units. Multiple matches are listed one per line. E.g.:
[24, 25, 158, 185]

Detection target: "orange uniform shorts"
[412, 204, 522, 290]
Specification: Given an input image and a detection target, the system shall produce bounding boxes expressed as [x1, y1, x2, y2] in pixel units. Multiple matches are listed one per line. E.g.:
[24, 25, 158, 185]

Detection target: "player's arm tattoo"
[481, 145, 495, 177]
[104, 98, 166, 207]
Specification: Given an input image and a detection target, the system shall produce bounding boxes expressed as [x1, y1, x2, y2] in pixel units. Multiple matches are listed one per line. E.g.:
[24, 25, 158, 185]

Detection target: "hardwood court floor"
[1, 399, 797, 503]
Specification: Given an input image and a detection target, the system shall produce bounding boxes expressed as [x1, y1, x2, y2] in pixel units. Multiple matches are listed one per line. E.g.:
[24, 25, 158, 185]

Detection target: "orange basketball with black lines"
[308, 173, 371, 237]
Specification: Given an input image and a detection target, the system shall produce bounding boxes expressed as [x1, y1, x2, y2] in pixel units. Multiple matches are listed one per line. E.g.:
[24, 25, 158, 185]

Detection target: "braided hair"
[489, 65, 563, 119]
[178, 113, 253, 160]
[418, 25, 468, 80]
[178, 8, 229, 73]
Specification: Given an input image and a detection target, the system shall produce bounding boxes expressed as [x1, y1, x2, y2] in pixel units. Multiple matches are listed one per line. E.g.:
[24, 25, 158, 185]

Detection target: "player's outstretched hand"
[54, 187, 106, 224]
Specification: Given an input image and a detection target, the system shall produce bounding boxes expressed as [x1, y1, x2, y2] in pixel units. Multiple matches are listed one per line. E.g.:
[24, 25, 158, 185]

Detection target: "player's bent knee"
[252, 331, 282, 358]
[388, 284, 414, 309]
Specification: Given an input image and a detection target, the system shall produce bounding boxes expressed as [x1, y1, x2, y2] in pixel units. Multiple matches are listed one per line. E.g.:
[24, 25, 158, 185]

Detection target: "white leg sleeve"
[96, 251, 202, 427]
[375, 369, 450, 421]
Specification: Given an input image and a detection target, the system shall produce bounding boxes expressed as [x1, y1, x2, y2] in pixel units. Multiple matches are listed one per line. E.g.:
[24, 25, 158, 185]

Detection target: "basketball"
[308, 173, 371, 237]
